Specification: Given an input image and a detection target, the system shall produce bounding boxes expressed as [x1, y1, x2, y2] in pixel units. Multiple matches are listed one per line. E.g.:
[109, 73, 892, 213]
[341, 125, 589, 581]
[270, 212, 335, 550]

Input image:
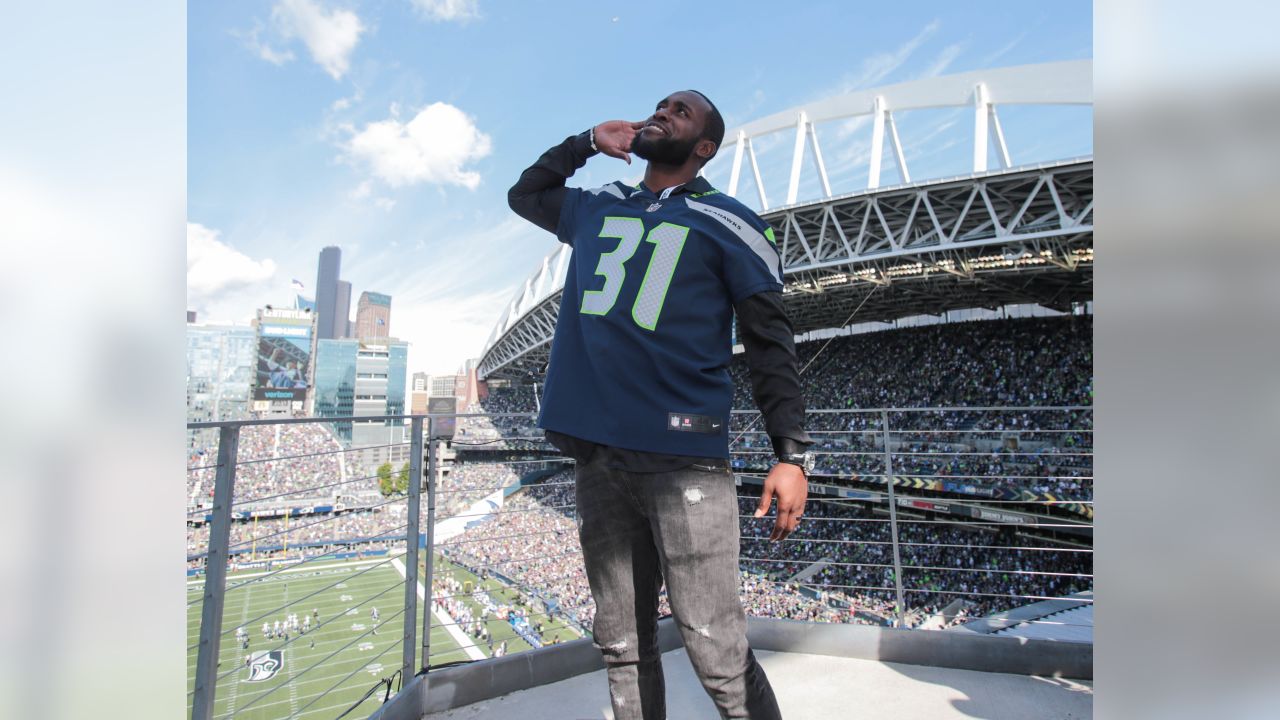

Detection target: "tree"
[397, 462, 411, 495]
[377, 462, 395, 496]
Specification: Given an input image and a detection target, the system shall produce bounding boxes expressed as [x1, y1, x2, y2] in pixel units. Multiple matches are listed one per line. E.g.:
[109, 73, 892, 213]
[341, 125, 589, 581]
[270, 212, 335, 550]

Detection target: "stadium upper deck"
[479, 60, 1092, 380]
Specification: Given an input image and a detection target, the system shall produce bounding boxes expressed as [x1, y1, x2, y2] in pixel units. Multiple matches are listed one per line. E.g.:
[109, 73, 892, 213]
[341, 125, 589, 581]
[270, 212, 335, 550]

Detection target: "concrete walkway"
[422, 646, 1093, 719]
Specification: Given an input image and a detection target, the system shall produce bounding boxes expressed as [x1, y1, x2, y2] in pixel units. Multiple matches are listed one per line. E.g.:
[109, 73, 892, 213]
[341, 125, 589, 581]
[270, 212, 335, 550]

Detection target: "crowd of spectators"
[190, 316, 1094, 627]
[444, 473, 602, 630]
[731, 316, 1092, 416]
[187, 506, 407, 562]
[436, 462, 522, 518]
[437, 468, 1091, 631]
[456, 317, 1093, 504]
[187, 423, 369, 512]
[738, 494, 1092, 626]
[454, 387, 541, 450]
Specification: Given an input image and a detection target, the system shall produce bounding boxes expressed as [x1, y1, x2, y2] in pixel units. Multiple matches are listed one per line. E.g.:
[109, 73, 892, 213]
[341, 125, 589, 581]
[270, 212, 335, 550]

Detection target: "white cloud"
[331, 96, 353, 111]
[186, 222, 277, 312]
[272, 0, 364, 81]
[235, 23, 296, 66]
[258, 43, 296, 65]
[375, 197, 396, 210]
[346, 102, 492, 189]
[411, 0, 480, 22]
[918, 42, 965, 80]
[350, 179, 372, 199]
[841, 19, 940, 92]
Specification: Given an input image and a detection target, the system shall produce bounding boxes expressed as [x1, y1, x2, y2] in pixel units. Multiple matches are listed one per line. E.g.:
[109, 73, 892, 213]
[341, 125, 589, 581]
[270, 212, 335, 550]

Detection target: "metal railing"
[187, 407, 1092, 720]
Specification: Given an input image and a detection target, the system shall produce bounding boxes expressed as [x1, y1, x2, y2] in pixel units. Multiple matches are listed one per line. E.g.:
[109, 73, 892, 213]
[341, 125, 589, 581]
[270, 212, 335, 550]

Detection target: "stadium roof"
[479, 61, 1092, 381]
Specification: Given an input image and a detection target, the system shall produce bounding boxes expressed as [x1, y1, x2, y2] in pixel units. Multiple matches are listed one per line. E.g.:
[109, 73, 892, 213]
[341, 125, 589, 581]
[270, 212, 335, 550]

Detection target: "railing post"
[401, 416, 424, 682]
[191, 425, 240, 720]
[420, 416, 439, 671]
[880, 410, 907, 628]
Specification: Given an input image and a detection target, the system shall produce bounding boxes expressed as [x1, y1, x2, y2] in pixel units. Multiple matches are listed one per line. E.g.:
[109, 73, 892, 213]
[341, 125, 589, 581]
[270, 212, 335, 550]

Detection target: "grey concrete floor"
[422, 647, 1093, 719]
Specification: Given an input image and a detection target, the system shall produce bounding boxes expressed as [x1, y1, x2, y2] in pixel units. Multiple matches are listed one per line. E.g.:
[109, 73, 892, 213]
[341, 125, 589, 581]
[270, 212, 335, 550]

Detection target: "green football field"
[186, 552, 585, 720]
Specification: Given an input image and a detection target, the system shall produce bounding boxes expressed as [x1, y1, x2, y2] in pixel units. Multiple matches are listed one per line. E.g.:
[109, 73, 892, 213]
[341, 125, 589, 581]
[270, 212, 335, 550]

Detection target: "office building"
[313, 337, 409, 469]
[314, 246, 342, 339]
[186, 322, 256, 450]
[410, 372, 430, 415]
[336, 280, 353, 338]
[355, 291, 392, 340]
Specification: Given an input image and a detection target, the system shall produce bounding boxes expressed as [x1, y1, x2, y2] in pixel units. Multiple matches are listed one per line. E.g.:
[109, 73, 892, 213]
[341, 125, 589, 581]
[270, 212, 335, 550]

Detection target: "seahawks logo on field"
[246, 650, 284, 682]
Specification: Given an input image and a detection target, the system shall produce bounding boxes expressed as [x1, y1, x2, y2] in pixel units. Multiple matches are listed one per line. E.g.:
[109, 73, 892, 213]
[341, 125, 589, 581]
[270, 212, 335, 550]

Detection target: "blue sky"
[187, 0, 1092, 377]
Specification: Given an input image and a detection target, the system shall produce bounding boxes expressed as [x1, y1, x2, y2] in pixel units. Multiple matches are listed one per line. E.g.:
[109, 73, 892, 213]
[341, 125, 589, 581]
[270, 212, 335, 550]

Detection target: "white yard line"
[283, 581, 300, 716]
[390, 557, 487, 661]
[223, 582, 254, 713]
[187, 557, 391, 587]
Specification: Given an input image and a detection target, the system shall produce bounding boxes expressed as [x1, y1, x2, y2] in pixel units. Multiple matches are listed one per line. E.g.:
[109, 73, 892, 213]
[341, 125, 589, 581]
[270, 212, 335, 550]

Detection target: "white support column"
[746, 137, 769, 210]
[727, 130, 746, 197]
[808, 122, 833, 199]
[973, 83, 990, 173]
[868, 96, 886, 189]
[990, 105, 1012, 169]
[887, 111, 910, 183]
[786, 111, 808, 205]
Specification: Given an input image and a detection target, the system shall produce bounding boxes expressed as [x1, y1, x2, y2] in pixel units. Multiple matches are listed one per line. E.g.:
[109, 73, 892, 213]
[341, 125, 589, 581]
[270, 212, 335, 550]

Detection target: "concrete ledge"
[746, 617, 1092, 678]
[369, 616, 1090, 719]
[370, 620, 684, 719]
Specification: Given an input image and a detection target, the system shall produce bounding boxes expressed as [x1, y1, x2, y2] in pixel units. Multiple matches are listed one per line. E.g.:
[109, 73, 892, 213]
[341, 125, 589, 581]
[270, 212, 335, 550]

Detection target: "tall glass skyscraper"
[335, 280, 353, 338]
[314, 246, 342, 339]
[312, 337, 408, 446]
[313, 338, 358, 442]
[186, 323, 256, 450]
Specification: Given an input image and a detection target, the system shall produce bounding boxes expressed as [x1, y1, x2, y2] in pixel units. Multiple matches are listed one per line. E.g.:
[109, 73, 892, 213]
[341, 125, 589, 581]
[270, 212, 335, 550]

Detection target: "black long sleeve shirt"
[509, 131, 812, 472]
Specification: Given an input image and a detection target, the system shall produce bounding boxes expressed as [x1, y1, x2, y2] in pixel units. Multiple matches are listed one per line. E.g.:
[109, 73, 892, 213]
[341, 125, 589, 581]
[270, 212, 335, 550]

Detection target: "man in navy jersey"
[509, 90, 813, 719]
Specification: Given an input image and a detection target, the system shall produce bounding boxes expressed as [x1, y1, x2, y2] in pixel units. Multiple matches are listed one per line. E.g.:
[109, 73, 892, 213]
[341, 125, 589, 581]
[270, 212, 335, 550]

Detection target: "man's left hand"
[753, 463, 808, 542]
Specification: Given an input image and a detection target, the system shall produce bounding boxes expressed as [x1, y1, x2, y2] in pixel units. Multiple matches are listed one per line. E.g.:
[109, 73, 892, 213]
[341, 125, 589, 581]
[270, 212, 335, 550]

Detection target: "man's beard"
[632, 130, 698, 166]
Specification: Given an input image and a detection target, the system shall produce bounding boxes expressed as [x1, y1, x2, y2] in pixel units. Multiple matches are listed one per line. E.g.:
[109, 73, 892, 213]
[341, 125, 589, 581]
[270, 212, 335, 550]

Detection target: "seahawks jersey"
[538, 176, 783, 458]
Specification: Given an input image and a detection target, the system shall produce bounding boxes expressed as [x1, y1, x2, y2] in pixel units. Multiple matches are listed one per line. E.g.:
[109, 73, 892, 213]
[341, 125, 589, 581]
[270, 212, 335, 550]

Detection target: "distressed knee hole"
[693, 625, 712, 638]
[683, 487, 704, 505]
[593, 637, 630, 653]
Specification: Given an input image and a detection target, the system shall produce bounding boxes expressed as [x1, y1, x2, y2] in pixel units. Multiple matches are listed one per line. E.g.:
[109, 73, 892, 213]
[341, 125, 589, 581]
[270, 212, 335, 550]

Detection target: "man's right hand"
[593, 120, 646, 164]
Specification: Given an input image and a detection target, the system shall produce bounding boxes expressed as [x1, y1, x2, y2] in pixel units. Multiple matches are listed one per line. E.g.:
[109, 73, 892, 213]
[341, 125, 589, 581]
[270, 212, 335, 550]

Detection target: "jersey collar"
[629, 176, 715, 199]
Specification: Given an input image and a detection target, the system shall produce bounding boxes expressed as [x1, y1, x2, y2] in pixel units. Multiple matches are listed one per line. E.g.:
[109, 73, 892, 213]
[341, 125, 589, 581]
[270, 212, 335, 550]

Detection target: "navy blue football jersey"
[538, 178, 783, 458]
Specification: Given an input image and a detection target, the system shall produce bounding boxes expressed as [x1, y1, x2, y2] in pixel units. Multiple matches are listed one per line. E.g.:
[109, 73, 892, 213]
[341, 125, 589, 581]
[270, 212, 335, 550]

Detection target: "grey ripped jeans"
[574, 449, 782, 719]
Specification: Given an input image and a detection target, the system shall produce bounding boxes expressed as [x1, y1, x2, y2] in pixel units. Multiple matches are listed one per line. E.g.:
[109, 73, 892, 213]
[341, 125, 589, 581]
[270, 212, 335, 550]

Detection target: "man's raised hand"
[593, 120, 646, 164]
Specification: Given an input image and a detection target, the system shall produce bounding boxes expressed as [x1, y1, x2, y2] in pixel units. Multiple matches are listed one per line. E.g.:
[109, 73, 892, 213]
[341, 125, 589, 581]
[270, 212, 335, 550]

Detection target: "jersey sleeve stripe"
[586, 183, 626, 199]
[684, 198, 783, 284]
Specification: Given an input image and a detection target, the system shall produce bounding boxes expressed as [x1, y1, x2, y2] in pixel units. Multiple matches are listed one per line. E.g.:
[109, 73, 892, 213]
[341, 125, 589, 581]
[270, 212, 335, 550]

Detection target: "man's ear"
[696, 139, 717, 163]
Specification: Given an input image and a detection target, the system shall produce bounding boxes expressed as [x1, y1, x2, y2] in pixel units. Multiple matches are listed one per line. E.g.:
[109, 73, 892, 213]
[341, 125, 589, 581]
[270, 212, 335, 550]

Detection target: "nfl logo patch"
[646, 203, 662, 212]
[671, 417, 680, 428]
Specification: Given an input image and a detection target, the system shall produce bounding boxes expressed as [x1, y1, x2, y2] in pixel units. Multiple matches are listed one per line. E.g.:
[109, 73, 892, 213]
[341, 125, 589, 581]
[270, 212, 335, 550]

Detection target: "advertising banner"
[254, 308, 314, 401]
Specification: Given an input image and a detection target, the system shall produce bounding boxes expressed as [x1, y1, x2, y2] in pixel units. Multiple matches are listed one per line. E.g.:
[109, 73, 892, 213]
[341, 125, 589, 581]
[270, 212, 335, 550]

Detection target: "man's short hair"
[686, 89, 725, 162]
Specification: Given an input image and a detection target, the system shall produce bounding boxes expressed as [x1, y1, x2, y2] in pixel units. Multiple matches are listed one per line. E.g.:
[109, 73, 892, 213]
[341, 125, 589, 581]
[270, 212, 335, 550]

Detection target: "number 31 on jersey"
[581, 216, 688, 331]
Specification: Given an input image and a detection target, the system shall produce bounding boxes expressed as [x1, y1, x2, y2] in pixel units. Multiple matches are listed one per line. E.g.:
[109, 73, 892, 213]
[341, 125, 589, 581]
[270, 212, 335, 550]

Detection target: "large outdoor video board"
[254, 308, 315, 402]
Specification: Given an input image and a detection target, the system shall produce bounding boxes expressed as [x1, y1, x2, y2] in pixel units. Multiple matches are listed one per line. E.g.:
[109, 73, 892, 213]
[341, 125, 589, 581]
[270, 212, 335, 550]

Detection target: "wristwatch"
[777, 451, 814, 476]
